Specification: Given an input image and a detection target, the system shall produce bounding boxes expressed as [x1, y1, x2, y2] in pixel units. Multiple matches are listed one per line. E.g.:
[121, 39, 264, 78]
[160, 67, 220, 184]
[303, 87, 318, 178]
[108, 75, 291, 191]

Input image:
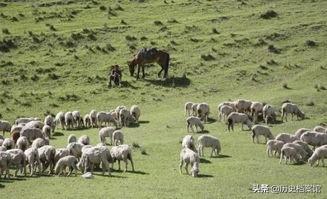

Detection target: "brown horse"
[128, 48, 170, 79]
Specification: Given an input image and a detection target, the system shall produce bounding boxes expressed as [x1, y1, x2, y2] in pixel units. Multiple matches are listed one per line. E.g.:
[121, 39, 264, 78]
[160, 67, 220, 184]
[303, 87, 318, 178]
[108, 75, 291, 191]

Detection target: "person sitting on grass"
[108, 65, 122, 87]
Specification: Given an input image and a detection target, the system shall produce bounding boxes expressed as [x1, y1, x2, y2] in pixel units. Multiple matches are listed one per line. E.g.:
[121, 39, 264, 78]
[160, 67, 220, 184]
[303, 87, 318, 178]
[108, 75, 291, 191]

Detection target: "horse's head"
[128, 61, 135, 76]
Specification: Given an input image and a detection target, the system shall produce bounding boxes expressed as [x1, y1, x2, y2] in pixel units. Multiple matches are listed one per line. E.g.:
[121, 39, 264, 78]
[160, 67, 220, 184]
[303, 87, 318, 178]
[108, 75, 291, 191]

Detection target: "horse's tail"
[164, 52, 170, 78]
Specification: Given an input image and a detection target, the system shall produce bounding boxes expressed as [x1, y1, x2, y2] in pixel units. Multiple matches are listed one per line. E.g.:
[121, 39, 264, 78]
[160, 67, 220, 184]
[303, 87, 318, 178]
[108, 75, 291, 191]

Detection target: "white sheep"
[279, 146, 301, 164]
[20, 127, 44, 143]
[226, 112, 252, 131]
[179, 148, 199, 177]
[78, 135, 90, 146]
[2, 138, 15, 150]
[313, 126, 327, 133]
[65, 112, 74, 130]
[31, 138, 46, 149]
[197, 134, 221, 157]
[235, 99, 252, 113]
[300, 131, 327, 149]
[89, 109, 98, 128]
[110, 144, 134, 172]
[282, 143, 308, 162]
[16, 136, 29, 151]
[196, 103, 210, 123]
[55, 148, 70, 163]
[275, 133, 298, 143]
[218, 101, 236, 112]
[10, 124, 23, 135]
[266, 140, 284, 157]
[55, 111, 66, 130]
[262, 104, 276, 124]
[83, 114, 91, 128]
[54, 155, 78, 176]
[294, 128, 310, 139]
[6, 149, 26, 176]
[72, 111, 81, 128]
[38, 145, 56, 174]
[185, 102, 194, 116]
[25, 120, 44, 130]
[130, 105, 141, 123]
[24, 147, 41, 176]
[191, 103, 199, 116]
[308, 145, 327, 167]
[44, 115, 56, 134]
[181, 135, 196, 152]
[250, 102, 264, 123]
[67, 134, 77, 144]
[0, 120, 11, 136]
[97, 111, 118, 127]
[112, 130, 124, 146]
[66, 142, 84, 159]
[15, 117, 39, 125]
[99, 127, 115, 145]
[293, 140, 313, 159]
[119, 108, 134, 127]
[251, 125, 274, 144]
[218, 105, 234, 122]
[281, 102, 305, 122]
[186, 116, 204, 133]
[0, 151, 11, 178]
[42, 124, 52, 139]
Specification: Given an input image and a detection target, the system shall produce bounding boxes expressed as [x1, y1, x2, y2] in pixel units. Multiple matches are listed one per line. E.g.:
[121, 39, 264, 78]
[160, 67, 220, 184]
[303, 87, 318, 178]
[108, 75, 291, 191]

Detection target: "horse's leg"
[142, 65, 145, 79]
[137, 65, 141, 79]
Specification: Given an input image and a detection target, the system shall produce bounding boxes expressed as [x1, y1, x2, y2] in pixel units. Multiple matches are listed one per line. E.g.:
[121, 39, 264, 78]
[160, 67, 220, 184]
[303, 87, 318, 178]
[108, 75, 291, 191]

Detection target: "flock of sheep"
[0, 105, 140, 178]
[181, 100, 327, 177]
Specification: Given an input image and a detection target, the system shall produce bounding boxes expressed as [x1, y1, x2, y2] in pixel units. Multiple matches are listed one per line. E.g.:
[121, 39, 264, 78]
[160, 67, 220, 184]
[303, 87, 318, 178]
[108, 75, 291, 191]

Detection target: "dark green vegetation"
[0, 0, 326, 198]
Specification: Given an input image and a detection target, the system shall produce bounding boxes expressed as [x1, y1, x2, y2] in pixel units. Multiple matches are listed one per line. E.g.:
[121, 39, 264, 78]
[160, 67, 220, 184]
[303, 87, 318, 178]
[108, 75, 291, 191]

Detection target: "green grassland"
[0, 0, 327, 198]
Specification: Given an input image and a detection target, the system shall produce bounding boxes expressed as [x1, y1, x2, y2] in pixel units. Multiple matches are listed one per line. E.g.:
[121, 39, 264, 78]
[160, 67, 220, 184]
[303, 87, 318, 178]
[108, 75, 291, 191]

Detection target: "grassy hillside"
[0, 0, 326, 198]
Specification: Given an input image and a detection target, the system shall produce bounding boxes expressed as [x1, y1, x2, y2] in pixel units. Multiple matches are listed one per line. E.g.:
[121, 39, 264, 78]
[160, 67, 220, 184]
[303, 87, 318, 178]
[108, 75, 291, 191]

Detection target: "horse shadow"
[144, 75, 191, 88]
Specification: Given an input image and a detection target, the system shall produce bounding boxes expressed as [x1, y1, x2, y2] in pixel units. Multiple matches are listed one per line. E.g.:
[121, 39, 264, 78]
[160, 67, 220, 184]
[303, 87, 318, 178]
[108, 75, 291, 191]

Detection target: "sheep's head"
[191, 163, 199, 177]
[308, 157, 314, 166]
[298, 111, 305, 120]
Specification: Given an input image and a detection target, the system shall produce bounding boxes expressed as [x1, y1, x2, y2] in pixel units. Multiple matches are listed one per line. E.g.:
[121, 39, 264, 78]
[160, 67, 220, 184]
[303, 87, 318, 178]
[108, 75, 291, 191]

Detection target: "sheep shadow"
[197, 174, 214, 178]
[144, 75, 191, 88]
[53, 132, 64, 136]
[128, 123, 140, 128]
[199, 158, 211, 164]
[120, 81, 139, 89]
[92, 173, 127, 178]
[0, 183, 4, 188]
[128, 170, 149, 175]
[211, 154, 232, 159]
[138, 120, 150, 124]
[196, 130, 210, 134]
[206, 117, 217, 124]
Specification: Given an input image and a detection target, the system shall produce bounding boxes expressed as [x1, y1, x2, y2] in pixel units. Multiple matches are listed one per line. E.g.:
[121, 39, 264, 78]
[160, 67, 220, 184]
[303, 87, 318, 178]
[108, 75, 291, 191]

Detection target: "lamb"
[24, 147, 41, 176]
[300, 131, 327, 149]
[54, 155, 78, 176]
[78, 135, 90, 145]
[226, 112, 252, 132]
[72, 111, 81, 128]
[15, 117, 39, 125]
[44, 115, 56, 134]
[66, 142, 84, 159]
[16, 136, 29, 151]
[110, 144, 134, 172]
[38, 145, 56, 174]
[308, 145, 327, 167]
[279, 146, 301, 164]
[42, 124, 52, 139]
[250, 102, 264, 123]
[31, 138, 46, 149]
[99, 127, 115, 145]
[196, 103, 210, 123]
[83, 114, 91, 128]
[97, 111, 118, 127]
[218, 105, 234, 122]
[266, 140, 284, 157]
[181, 135, 196, 152]
[20, 127, 44, 143]
[251, 125, 274, 144]
[55, 111, 66, 130]
[89, 109, 98, 128]
[262, 104, 277, 124]
[77, 146, 112, 176]
[187, 116, 204, 133]
[0, 120, 11, 136]
[67, 134, 77, 144]
[313, 126, 327, 133]
[2, 138, 15, 150]
[6, 149, 26, 176]
[112, 130, 124, 146]
[234, 99, 252, 113]
[130, 105, 141, 123]
[275, 133, 298, 143]
[55, 148, 70, 163]
[281, 102, 305, 122]
[179, 148, 199, 177]
[0, 151, 11, 178]
[184, 102, 194, 116]
[294, 128, 310, 139]
[65, 112, 74, 130]
[197, 134, 221, 157]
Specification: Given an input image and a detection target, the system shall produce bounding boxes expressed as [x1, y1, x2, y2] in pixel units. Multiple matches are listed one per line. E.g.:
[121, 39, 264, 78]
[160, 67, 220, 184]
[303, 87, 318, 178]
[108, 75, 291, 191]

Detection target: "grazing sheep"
[186, 116, 204, 133]
[181, 135, 196, 152]
[313, 126, 327, 133]
[83, 114, 91, 128]
[25, 120, 44, 130]
[54, 155, 78, 176]
[65, 112, 74, 130]
[275, 133, 298, 143]
[251, 125, 274, 144]
[89, 110, 98, 128]
[218, 101, 236, 112]
[38, 145, 56, 174]
[15, 117, 39, 125]
[282, 143, 308, 162]
[97, 111, 118, 127]
[197, 134, 221, 157]
[191, 103, 199, 116]
[218, 105, 234, 122]
[235, 99, 252, 113]
[55, 148, 70, 163]
[119, 108, 134, 127]
[55, 112, 66, 130]
[67, 134, 77, 144]
[0, 120, 11, 136]
[72, 111, 81, 128]
[110, 144, 134, 172]
[262, 104, 277, 124]
[78, 135, 90, 146]
[185, 102, 194, 116]
[112, 130, 124, 146]
[10, 124, 23, 135]
[0, 151, 11, 178]
[179, 148, 199, 177]
[266, 140, 284, 157]
[293, 140, 313, 159]
[130, 105, 141, 123]
[24, 147, 41, 176]
[99, 127, 115, 145]
[250, 102, 264, 123]
[226, 112, 252, 132]
[44, 115, 56, 134]
[279, 146, 301, 164]
[20, 127, 44, 143]
[31, 138, 46, 149]
[308, 145, 327, 167]
[77, 146, 112, 176]
[42, 125, 51, 139]
[197, 103, 210, 123]
[6, 149, 26, 176]
[66, 142, 84, 159]
[16, 136, 29, 151]
[281, 102, 305, 122]
[294, 128, 311, 139]
[2, 138, 15, 150]
[300, 131, 327, 149]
